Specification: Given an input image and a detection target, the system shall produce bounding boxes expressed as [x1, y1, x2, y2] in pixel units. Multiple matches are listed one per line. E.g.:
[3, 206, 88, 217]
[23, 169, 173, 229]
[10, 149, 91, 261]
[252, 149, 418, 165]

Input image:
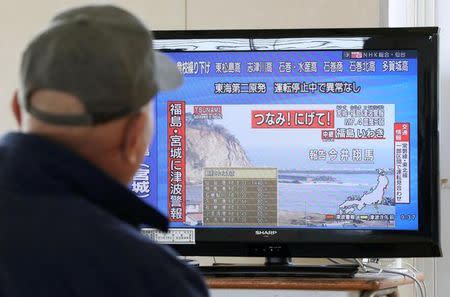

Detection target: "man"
[0, 5, 208, 297]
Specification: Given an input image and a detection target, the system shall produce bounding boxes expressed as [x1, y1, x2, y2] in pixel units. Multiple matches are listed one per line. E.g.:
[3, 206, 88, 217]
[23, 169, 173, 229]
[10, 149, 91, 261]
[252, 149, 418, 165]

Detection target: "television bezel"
[152, 27, 441, 258]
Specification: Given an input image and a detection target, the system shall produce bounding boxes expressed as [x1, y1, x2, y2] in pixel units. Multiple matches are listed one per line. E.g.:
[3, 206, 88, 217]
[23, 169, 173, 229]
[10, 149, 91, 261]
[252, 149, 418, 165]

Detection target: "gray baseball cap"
[19, 5, 182, 125]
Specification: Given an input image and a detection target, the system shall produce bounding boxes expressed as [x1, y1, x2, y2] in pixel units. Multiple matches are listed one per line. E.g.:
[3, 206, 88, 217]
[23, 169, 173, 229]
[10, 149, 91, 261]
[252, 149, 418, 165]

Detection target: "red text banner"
[167, 101, 186, 222]
[251, 110, 334, 129]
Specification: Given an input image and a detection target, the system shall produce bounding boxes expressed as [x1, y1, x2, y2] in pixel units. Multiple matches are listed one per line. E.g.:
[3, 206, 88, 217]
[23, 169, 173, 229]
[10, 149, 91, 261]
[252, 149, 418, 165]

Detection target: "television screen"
[132, 28, 440, 258]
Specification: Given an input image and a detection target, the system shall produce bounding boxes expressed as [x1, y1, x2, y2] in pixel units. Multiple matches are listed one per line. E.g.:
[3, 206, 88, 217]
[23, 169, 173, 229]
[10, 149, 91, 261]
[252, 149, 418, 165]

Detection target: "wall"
[389, 1, 449, 296]
[0, 0, 381, 133]
[411, 1, 450, 295]
[435, 0, 450, 295]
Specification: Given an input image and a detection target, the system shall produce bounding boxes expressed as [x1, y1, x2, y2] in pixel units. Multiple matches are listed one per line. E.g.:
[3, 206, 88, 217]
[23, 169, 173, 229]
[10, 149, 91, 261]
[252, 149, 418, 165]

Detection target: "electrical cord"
[366, 259, 426, 297]
[327, 258, 342, 265]
[327, 258, 358, 265]
[362, 262, 425, 297]
[382, 261, 427, 297]
[402, 263, 427, 297]
[327, 258, 426, 297]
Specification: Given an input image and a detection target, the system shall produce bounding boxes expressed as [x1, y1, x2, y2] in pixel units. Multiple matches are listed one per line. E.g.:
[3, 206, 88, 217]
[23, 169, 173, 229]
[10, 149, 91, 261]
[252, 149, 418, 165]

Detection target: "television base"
[198, 257, 359, 278]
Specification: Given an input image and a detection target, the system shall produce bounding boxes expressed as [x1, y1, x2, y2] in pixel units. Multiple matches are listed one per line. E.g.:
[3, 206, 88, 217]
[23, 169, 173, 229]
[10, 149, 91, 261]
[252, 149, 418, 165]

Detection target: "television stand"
[198, 257, 359, 278]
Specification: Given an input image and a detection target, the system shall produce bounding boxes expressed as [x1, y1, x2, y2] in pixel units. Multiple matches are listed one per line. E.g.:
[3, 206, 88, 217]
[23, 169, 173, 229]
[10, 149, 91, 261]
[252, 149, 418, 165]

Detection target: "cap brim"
[153, 50, 183, 91]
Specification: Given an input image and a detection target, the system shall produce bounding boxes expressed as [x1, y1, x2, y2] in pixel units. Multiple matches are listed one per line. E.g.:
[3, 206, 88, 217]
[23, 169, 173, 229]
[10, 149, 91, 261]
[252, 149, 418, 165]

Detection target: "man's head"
[12, 5, 182, 185]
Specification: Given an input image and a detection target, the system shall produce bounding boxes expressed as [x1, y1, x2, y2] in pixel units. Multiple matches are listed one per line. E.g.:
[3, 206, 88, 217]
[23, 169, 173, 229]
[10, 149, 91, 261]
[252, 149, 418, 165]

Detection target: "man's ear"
[121, 112, 148, 165]
[11, 91, 22, 128]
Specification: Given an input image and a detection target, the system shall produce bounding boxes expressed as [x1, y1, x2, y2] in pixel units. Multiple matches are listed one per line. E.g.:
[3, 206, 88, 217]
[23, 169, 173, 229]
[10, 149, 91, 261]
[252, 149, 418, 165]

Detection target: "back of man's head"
[12, 5, 182, 184]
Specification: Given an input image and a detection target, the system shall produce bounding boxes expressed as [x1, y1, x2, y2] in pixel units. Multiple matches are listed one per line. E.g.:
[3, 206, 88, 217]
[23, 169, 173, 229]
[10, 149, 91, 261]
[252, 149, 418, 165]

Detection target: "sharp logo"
[255, 230, 278, 236]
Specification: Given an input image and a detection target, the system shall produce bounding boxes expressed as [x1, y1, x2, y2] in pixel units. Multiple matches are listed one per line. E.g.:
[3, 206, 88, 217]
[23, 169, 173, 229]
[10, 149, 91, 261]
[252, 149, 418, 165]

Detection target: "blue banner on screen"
[130, 49, 418, 231]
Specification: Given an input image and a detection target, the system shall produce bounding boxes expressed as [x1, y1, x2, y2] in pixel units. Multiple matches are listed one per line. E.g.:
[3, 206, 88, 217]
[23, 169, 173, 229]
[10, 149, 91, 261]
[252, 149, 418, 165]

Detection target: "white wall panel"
[187, 0, 381, 30]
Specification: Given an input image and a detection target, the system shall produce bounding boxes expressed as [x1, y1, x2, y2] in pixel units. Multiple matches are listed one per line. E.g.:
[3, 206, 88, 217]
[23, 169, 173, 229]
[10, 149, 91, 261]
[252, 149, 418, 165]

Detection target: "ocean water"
[187, 173, 395, 215]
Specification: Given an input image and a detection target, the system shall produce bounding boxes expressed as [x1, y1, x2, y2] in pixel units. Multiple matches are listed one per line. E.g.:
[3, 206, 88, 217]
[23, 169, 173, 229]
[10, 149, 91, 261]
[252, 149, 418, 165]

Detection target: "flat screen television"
[132, 28, 441, 259]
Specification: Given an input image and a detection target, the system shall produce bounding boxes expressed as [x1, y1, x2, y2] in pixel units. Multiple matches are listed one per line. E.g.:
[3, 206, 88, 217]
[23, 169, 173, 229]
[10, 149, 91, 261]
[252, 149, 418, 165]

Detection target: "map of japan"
[339, 171, 389, 214]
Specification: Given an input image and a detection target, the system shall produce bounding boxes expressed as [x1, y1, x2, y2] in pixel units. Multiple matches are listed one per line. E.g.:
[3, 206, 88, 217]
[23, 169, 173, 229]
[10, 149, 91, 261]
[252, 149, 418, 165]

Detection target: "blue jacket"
[0, 132, 208, 297]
